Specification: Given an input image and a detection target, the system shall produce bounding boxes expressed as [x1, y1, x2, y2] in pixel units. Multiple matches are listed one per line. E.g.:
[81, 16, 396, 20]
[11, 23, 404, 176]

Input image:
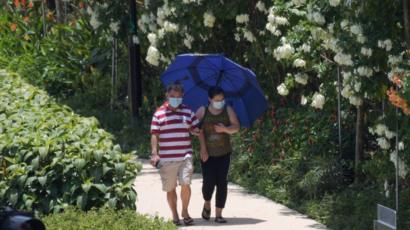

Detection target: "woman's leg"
[215, 154, 231, 217]
[201, 157, 217, 208]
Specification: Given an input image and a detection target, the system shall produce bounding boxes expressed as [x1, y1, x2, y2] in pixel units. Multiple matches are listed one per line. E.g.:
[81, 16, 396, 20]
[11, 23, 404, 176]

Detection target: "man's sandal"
[201, 207, 211, 220]
[172, 219, 181, 226]
[183, 216, 194, 226]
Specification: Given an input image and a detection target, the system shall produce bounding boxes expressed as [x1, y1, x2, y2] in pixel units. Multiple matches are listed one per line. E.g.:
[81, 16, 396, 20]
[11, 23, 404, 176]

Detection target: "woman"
[196, 86, 240, 223]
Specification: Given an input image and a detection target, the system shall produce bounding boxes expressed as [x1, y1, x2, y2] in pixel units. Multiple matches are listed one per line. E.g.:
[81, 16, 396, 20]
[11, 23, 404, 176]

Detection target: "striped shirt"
[151, 102, 200, 161]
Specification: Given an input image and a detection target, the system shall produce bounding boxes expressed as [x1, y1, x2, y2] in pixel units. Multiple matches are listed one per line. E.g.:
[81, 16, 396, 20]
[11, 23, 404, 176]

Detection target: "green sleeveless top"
[202, 106, 232, 157]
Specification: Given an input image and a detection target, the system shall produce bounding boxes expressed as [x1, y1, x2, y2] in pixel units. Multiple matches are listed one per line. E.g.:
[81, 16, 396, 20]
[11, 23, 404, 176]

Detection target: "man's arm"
[150, 134, 160, 166]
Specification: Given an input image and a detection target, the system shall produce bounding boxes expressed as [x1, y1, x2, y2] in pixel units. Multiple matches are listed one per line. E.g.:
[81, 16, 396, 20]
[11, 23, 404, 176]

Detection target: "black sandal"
[215, 216, 227, 223]
[183, 216, 194, 226]
[172, 219, 181, 226]
[201, 206, 211, 220]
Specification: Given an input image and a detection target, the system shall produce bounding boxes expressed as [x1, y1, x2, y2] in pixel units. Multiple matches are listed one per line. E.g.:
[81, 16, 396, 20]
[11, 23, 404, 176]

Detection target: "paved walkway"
[134, 160, 328, 230]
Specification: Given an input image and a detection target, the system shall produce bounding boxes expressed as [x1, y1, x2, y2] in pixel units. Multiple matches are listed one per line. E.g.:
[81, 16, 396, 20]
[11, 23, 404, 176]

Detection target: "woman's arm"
[215, 106, 240, 134]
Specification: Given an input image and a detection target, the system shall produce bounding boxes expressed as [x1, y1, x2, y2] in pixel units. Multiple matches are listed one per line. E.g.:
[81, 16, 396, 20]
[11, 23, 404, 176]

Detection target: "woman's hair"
[166, 83, 184, 93]
[208, 86, 225, 99]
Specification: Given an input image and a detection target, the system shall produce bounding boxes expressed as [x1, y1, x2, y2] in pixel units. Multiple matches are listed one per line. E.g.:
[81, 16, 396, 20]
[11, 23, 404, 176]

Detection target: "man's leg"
[180, 184, 191, 218]
[167, 189, 179, 221]
[160, 161, 180, 221]
[179, 158, 194, 219]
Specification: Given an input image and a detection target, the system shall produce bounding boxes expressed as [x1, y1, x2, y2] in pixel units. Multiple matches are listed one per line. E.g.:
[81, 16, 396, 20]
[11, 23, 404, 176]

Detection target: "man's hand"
[200, 147, 209, 162]
[214, 123, 227, 133]
[190, 127, 200, 136]
[150, 154, 160, 167]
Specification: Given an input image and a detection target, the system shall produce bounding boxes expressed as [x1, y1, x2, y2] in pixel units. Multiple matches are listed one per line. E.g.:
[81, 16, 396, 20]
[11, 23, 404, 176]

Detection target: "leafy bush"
[0, 71, 140, 214]
[42, 207, 177, 230]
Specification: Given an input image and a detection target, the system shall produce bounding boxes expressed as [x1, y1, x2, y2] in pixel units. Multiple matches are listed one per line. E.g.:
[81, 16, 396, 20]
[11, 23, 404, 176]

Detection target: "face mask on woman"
[169, 97, 183, 108]
[212, 100, 225, 110]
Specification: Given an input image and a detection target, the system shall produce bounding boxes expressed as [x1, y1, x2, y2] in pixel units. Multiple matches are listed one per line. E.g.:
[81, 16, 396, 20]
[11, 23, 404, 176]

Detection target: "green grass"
[42, 207, 177, 230]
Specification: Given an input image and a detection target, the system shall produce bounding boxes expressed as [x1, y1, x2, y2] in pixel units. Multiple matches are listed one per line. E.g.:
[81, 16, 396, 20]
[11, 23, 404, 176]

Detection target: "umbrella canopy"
[161, 54, 268, 128]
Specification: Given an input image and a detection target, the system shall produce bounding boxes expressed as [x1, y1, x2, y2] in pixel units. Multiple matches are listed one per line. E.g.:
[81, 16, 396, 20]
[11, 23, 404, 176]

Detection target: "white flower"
[277, 83, 289, 96]
[90, 13, 101, 30]
[350, 24, 362, 35]
[274, 16, 289, 26]
[256, 1, 267, 13]
[234, 33, 241, 42]
[158, 28, 167, 39]
[109, 21, 120, 34]
[183, 34, 194, 49]
[377, 137, 390, 150]
[378, 39, 393, 51]
[295, 73, 308, 85]
[146, 46, 160, 66]
[369, 127, 375, 135]
[349, 95, 363, 106]
[354, 82, 361, 92]
[273, 43, 295, 60]
[293, 59, 306, 68]
[388, 55, 403, 66]
[399, 142, 405, 150]
[341, 85, 353, 98]
[163, 21, 178, 32]
[340, 20, 349, 30]
[311, 12, 326, 25]
[243, 30, 256, 43]
[236, 14, 249, 24]
[357, 35, 366, 44]
[356, 66, 374, 77]
[385, 130, 396, 139]
[132, 35, 139, 44]
[86, 6, 93, 15]
[360, 47, 373, 57]
[329, 0, 340, 7]
[375, 124, 387, 136]
[299, 44, 311, 53]
[203, 12, 216, 28]
[311, 92, 325, 109]
[292, 0, 306, 7]
[147, 33, 157, 45]
[334, 52, 353, 66]
[301, 95, 308, 105]
[390, 151, 408, 178]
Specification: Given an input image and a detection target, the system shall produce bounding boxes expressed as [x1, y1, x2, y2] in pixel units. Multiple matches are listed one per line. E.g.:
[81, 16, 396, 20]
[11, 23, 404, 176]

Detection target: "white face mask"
[212, 100, 225, 110]
[169, 97, 183, 108]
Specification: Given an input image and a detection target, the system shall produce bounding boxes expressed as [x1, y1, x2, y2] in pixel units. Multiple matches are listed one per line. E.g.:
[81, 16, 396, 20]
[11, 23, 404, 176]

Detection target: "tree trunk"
[354, 104, 365, 183]
[404, 0, 410, 48]
[55, 0, 65, 23]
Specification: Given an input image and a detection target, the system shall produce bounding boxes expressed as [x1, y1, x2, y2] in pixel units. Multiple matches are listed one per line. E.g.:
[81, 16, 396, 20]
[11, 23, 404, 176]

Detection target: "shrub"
[42, 207, 177, 230]
[0, 71, 140, 214]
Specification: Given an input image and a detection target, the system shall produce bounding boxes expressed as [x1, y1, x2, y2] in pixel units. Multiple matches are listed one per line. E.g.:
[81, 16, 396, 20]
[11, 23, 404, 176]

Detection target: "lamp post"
[128, 0, 142, 119]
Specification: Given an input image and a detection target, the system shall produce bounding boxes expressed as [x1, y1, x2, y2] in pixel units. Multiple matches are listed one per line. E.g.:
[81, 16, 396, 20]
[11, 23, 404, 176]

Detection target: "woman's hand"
[214, 123, 227, 133]
[200, 147, 209, 162]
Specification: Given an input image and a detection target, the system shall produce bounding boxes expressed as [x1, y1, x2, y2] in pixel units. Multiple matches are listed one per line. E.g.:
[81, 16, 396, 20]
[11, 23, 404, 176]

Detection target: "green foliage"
[0, 72, 140, 214]
[42, 207, 177, 230]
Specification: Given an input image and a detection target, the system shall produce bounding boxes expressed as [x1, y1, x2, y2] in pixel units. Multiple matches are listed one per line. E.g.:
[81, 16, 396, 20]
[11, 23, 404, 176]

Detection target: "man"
[150, 83, 200, 226]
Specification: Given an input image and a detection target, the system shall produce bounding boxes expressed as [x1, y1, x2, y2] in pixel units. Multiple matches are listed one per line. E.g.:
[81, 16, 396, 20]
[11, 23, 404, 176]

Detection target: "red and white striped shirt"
[151, 102, 199, 161]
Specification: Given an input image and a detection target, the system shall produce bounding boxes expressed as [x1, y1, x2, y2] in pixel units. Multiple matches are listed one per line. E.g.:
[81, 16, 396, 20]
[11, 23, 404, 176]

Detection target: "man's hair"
[166, 83, 184, 93]
[208, 86, 225, 99]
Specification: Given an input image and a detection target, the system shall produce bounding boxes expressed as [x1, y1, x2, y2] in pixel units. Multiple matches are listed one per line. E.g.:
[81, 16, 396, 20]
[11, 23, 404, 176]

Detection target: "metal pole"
[337, 67, 342, 156]
[128, 0, 142, 119]
[41, 0, 47, 36]
[395, 106, 399, 219]
[111, 37, 118, 110]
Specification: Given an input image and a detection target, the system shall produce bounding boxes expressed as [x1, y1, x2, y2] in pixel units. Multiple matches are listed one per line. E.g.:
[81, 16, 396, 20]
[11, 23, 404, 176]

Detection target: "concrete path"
[134, 160, 328, 230]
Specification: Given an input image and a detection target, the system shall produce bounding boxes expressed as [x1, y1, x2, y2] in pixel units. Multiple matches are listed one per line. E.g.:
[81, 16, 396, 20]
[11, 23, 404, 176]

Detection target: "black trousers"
[201, 153, 231, 209]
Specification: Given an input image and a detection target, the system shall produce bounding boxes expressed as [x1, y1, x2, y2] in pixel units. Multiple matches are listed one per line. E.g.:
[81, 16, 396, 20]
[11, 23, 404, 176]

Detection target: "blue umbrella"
[160, 54, 268, 128]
